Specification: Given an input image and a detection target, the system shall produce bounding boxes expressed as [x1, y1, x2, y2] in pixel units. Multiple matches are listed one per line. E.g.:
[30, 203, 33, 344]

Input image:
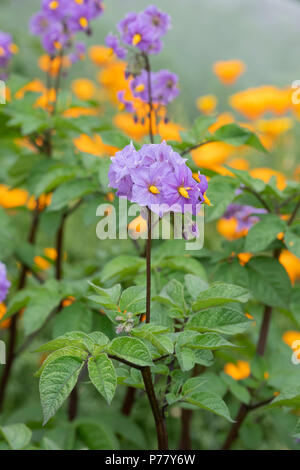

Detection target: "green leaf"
[221, 373, 251, 404]
[132, 324, 173, 355]
[34, 336, 88, 353]
[77, 421, 115, 450]
[40, 356, 84, 425]
[187, 306, 251, 335]
[245, 214, 286, 252]
[175, 345, 195, 371]
[184, 332, 238, 350]
[205, 176, 238, 222]
[292, 419, 300, 439]
[49, 178, 98, 212]
[108, 337, 153, 367]
[88, 283, 121, 310]
[100, 130, 130, 149]
[154, 279, 186, 312]
[0, 423, 32, 450]
[267, 387, 300, 409]
[182, 377, 208, 397]
[100, 256, 144, 283]
[285, 229, 300, 258]
[225, 167, 266, 193]
[119, 285, 146, 314]
[161, 256, 207, 279]
[185, 392, 233, 422]
[213, 123, 266, 153]
[246, 256, 291, 308]
[23, 287, 62, 336]
[88, 354, 117, 404]
[35, 346, 88, 378]
[52, 302, 93, 338]
[184, 274, 209, 300]
[192, 283, 250, 311]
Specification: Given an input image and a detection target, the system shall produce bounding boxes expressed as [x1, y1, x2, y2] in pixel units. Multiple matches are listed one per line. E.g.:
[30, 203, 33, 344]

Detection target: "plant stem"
[178, 409, 193, 450]
[180, 140, 213, 157]
[0, 207, 40, 411]
[141, 367, 169, 450]
[256, 305, 272, 356]
[121, 387, 137, 416]
[146, 208, 152, 324]
[144, 54, 154, 144]
[68, 386, 79, 421]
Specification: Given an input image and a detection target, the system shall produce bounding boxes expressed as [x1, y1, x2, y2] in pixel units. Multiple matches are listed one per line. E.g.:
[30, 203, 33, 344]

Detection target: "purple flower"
[140, 5, 171, 39]
[130, 69, 179, 106]
[117, 91, 134, 113]
[117, 6, 169, 55]
[0, 262, 10, 303]
[108, 142, 205, 216]
[106, 34, 127, 59]
[223, 204, 267, 231]
[194, 171, 208, 195]
[30, 0, 104, 57]
[69, 41, 86, 63]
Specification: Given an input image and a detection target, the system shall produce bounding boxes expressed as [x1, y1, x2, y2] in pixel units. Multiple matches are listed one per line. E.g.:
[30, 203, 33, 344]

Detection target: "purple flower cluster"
[223, 204, 267, 231]
[106, 5, 171, 58]
[130, 69, 179, 106]
[108, 142, 208, 216]
[0, 262, 11, 303]
[0, 31, 16, 79]
[30, 0, 104, 59]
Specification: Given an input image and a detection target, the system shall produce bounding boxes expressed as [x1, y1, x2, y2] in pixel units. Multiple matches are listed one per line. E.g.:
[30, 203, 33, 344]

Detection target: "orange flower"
[62, 296, 76, 308]
[98, 62, 128, 103]
[196, 94, 218, 114]
[128, 215, 148, 238]
[279, 250, 300, 284]
[15, 79, 46, 99]
[71, 79, 96, 101]
[0, 184, 30, 209]
[34, 256, 50, 271]
[224, 360, 251, 380]
[249, 167, 286, 191]
[0, 303, 10, 329]
[44, 247, 57, 260]
[38, 54, 71, 76]
[227, 157, 250, 171]
[238, 252, 252, 266]
[229, 86, 292, 120]
[208, 112, 234, 133]
[34, 88, 56, 110]
[282, 331, 300, 349]
[89, 45, 114, 66]
[213, 60, 246, 85]
[191, 141, 235, 169]
[63, 106, 99, 118]
[27, 193, 52, 211]
[114, 113, 149, 141]
[217, 218, 247, 240]
[73, 133, 118, 157]
[256, 117, 293, 137]
[157, 120, 183, 142]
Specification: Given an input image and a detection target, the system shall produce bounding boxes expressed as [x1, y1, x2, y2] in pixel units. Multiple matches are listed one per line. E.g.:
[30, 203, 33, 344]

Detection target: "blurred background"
[1, 0, 300, 120]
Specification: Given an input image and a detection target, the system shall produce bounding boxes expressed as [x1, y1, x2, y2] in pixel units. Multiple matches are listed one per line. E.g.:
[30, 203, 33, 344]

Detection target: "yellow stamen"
[49, 1, 59, 9]
[204, 193, 211, 206]
[193, 173, 200, 183]
[9, 44, 19, 54]
[132, 34, 142, 46]
[54, 41, 62, 50]
[149, 185, 160, 194]
[108, 47, 114, 57]
[135, 84, 145, 93]
[0, 46, 5, 57]
[79, 17, 88, 28]
[178, 186, 190, 199]
[75, 0, 83, 3]
[118, 102, 125, 111]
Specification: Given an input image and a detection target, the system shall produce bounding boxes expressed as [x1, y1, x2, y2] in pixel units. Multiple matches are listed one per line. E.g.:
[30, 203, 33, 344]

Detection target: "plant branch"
[180, 140, 213, 157]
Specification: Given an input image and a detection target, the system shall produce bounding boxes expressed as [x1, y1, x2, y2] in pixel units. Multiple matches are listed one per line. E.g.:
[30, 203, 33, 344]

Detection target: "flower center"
[193, 173, 200, 183]
[135, 83, 145, 92]
[149, 185, 160, 194]
[79, 17, 88, 28]
[132, 34, 142, 46]
[152, 16, 160, 26]
[49, 1, 59, 9]
[0, 47, 5, 57]
[203, 194, 211, 206]
[9, 44, 18, 54]
[54, 41, 62, 50]
[74, 0, 84, 3]
[178, 186, 191, 199]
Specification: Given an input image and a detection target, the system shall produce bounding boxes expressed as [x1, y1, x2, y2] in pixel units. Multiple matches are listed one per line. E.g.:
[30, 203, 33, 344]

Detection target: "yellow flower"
[208, 112, 234, 133]
[71, 79, 96, 101]
[89, 45, 114, 66]
[282, 331, 300, 349]
[196, 94, 218, 114]
[279, 250, 300, 284]
[63, 106, 99, 118]
[237, 252, 252, 266]
[34, 88, 56, 110]
[0, 303, 10, 329]
[191, 141, 235, 169]
[157, 120, 183, 142]
[256, 117, 293, 137]
[213, 60, 246, 85]
[224, 360, 251, 380]
[114, 113, 149, 141]
[0, 184, 30, 209]
[38, 54, 71, 77]
[73, 134, 119, 157]
[62, 296, 76, 308]
[15, 79, 46, 99]
[249, 167, 286, 191]
[34, 256, 50, 271]
[217, 218, 247, 240]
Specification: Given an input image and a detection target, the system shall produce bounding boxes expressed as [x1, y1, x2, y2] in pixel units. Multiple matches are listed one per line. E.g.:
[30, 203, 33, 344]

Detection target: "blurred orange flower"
[279, 250, 300, 284]
[73, 134, 118, 157]
[71, 79, 96, 101]
[224, 360, 250, 380]
[38, 54, 71, 77]
[250, 167, 286, 190]
[196, 94, 218, 114]
[0, 303, 10, 329]
[192, 141, 235, 169]
[213, 60, 246, 85]
[89, 45, 114, 66]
